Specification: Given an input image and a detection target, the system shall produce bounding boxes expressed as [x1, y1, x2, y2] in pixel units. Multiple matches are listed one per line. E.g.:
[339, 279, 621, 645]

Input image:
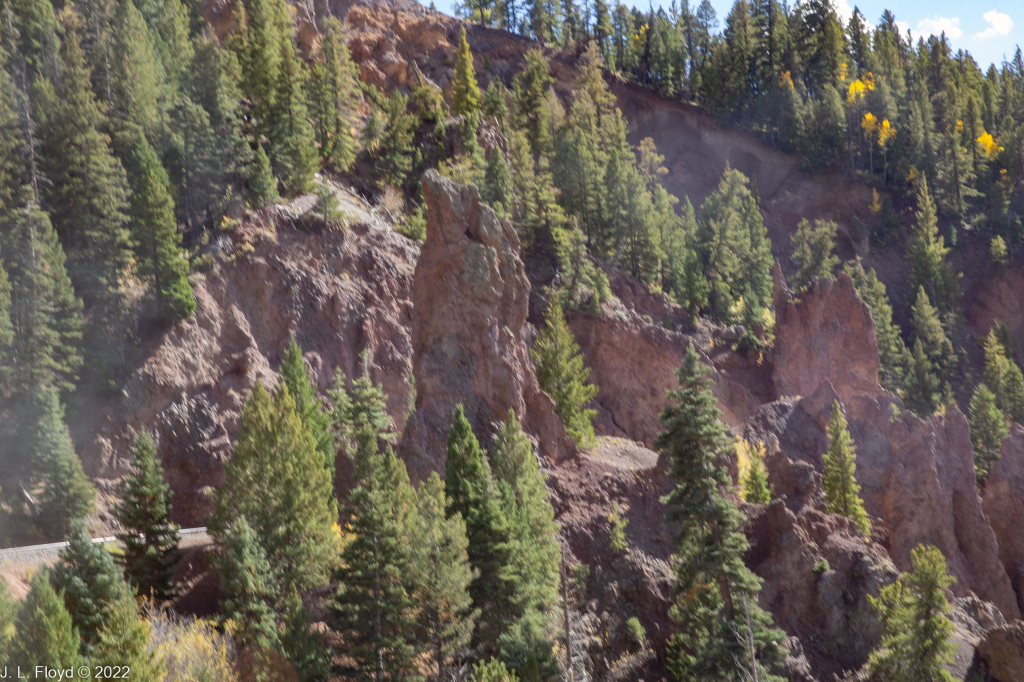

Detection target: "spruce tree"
[483, 146, 512, 214]
[512, 49, 555, 157]
[165, 96, 225, 234]
[113, 429, 181, 602]
[326, 355, 396, 461]
[984, 329, 1024, 425]
[212, 516, 280, 649]
[281, 593, 332, 682]
[108, 0, 161, 135]
[270, 37, 319, 195]
[844, 259, 909, 395]
[212, 383, 338, 593]
[790, 218, 838, 291]
[26, 387, 95, 537]
[911, 286, 955, 386]
[117, 130, 196, 323]
[444, 404, 515, 653]
[38, 9, 133, 387]
[409, 472, 478, 681]
[279, 338, 334, 471]
[530, 295, 598, 450]
[970, 384, 1007, 485]
[11, 568, 82, 670]
[304, 17, 356, 173]
[0, 580, 13, 662]
[656, 346, 784, 681]
[738, 440, 771, 504]
[452, 27, 481, 149]
[822, 401, 871, 535]
[906, 338, 941, 416]
[249, 143, 280, 207]
[51, 521, 134, 650]
[907, 177, 960, 318]
[490, 410, 560, 617]
[7, 0, 61, 83]
[229, 0, 289, 135]
[333, 427, 420, 681]
[91, 597, 162, 677]
[867, 545, 957, 682]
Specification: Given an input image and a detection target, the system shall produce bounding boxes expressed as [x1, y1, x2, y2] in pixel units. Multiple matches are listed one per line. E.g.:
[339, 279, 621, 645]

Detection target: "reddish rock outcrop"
[399, 171, 574, 476]
[979, 621, 1024, 682]
[984, 425, 1024, 615]
[772, 266, 882, 405]
[769, 274, 1021, 620]
[73, 210, 419, 526]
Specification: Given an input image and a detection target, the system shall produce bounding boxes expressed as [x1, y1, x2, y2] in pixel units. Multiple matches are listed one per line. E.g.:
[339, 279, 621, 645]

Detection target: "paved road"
[0, 527, 211, 566]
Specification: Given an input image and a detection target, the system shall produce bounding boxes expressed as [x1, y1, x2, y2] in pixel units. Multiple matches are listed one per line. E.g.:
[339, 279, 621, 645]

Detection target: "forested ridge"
[1, 0, 1023, 677]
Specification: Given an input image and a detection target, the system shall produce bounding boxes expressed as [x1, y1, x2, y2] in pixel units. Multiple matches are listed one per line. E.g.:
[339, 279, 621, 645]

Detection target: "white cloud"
[895, 20, 910, 35]
[918, 15, 963, 39]
[975, 10, 1014, 39]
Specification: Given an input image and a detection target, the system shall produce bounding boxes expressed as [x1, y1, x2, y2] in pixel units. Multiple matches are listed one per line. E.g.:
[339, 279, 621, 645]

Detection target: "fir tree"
[970, 384, 1007, 485]
[164, 96, 226, 235]
[738, 439, 771, 504]
[91, 597, 162, 678]
[249, 143, 280, 207]
[108, 0, 161, 135]
[530, 296, 598, 450]
[656, 346, 784, 681]
[409, 472, 478, 681]
[116, 130, 196, 323]
[481, 79, 510, 125]
[907, 177, 960, 318]
[444, 404, 515, 653]
[326, 355, 396, 461]
[867, 545, 957, 682]
[984, 329, 1024, 425]
[212, 382, 338, 594]
[51, 521, 134, 650]
[911, 286, 956, 386]
[212, 516, 280, 649]
[229, 0, 289, 135]
[306, 17, 356, 172]
[906, 338, 940, 416]
[281, 594, 332, 682]
[7, 0, 61, 83]
[512, 49, 555, 157]
[26, 387, 95, 537]
[270, 37, 319, 195]
[279, 338, 334, 471]
[37, 9, 133, 387]
[844, 259, 909, 395]
[10, 568, 82, 670]
[790, 218, 838, 291]
[452, 28, 482, 120]
[113, 429, 181, 602]
[822, 401, 871, 535]
[490, 410, 561, 617]
[333, 428, 420, 681]
[483, 146, 512, 214]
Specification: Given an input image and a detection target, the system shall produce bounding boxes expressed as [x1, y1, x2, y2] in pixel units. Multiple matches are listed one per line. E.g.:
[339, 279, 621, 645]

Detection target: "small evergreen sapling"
[11, 568, 82, 670]
[114, 429, 181, 602]
[822, 401, 871, 535]
[249, 144, 279, 207]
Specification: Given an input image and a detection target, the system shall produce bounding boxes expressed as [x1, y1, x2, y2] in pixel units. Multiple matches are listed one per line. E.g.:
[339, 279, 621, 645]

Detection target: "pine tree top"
[452, 27, 481, 118]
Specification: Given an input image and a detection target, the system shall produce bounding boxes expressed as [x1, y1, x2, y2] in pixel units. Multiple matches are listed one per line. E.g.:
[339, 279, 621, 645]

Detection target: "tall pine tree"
[305, 17, 356, 172]
[969, 383, 1007, 485]
[279, 338, 334, 471]
[822, 401, 871, 535]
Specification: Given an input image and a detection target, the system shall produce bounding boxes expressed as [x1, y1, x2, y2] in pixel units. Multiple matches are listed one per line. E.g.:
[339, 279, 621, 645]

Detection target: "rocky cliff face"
[399, 170, 574, 476]
[984, 425, 1024, 616]
[768, 272, 1021, 621]
[73, 201, 419, 526]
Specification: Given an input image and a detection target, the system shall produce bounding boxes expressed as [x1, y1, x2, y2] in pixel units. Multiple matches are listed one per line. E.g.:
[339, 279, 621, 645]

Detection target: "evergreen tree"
[656, 347, 784, 681]
[822, 401, 870, 535]
[333, 428, 420, 681]
[108, 0, 161, 135]
[249, 143, 280, 207]
[306, 17, 357, 172]
[655, 348, 782, 675]
[279, 338, 334, 471]
[490, 410, 561, 618]
[270, 37, 319, 195]
[970, 383, 1007, 485]
[7, 0, 61, 83]
[113, 429, 181, 602]
[164, 95, 227, 235]
[91, 596, 162, 677]
[452, 28, 482, 119]
[281, 594, 332, 682]
[483, 146, 512, 213]
[481, 79, 510, 125]
[513, 49, 555, 157]
[844, 259, 909, 395]
[26, 387, 95, 537]
[444, 404, 515, 653]
[116, 130, 196, 323]
[0, 580, 14, 662]
[983, 329, 1024, 425]
[867, 545, 956, 682]
[229, 0, 289, 136]
[790, 217, 838, 291]
[326, 355, 396, 461]
[906, 338, 941, 416]
[738, 439, 771, 504]
[907, 177, 959, 317]
[530, 296, 598, 450]
[212, 516, 280, 649]
[51, 521, 134, 650]
[37, 9, 134, 388]
[409, 472, 478, 681]
[212, 382, 338, 594]
[910, 286, 955, 386]
[10, 568, 82, 670]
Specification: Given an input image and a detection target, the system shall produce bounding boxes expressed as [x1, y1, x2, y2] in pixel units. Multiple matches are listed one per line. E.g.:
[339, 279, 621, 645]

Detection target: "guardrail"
[0, 527, 210, 565]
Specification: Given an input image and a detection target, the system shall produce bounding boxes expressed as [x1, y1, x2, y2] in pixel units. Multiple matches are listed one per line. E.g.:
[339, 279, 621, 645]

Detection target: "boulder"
[400, 171, 574, 477]
[978, 621, 1024, 682]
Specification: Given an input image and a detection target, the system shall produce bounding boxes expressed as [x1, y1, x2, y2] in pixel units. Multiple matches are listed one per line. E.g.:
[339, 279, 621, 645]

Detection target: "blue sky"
[431, 0, 1021, 71]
